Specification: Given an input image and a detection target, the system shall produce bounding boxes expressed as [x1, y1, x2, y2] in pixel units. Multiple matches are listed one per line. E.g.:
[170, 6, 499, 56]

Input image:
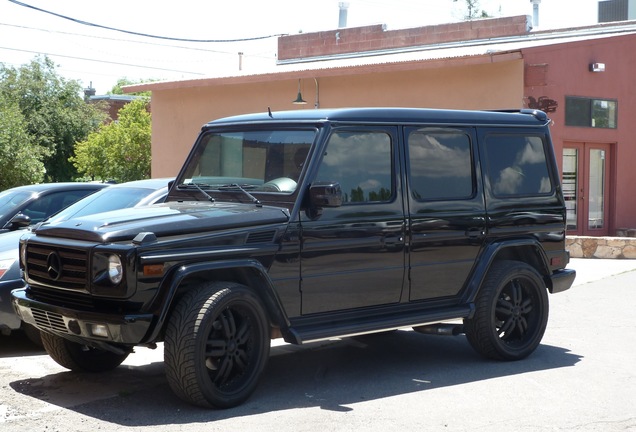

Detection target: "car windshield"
[0, 190, 32, 220]
[178, 129, 317, 194]
[47, 187, 161, 224]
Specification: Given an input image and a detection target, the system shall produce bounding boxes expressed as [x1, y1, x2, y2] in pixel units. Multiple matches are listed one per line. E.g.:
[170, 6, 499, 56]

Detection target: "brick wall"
[278, 15, 532, 61]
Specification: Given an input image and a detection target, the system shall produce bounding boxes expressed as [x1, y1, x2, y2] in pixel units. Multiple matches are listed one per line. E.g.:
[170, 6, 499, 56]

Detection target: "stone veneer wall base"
[566, 236, 636, 259]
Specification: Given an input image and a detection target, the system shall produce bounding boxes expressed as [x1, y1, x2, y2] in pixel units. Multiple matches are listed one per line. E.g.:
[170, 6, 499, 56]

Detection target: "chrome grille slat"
[32, 309, 67, 333]
[26, 244, 88, 290]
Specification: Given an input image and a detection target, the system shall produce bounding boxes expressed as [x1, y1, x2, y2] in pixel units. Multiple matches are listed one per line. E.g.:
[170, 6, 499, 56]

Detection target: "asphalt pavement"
[568, 257, 636, 286]
[1, 257, 635, 431]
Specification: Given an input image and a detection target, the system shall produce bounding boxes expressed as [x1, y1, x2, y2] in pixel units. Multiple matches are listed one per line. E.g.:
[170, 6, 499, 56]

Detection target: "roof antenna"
[268, 106, 273, 118]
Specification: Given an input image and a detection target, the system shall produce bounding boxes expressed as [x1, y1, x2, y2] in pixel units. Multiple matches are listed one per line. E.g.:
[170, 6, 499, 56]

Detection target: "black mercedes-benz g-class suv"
[13, 108, 575, 408]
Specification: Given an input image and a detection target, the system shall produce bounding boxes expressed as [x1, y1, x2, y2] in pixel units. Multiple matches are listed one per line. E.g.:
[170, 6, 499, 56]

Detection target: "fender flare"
[461, 238, 552, 307]
[145, 259, 291, 342]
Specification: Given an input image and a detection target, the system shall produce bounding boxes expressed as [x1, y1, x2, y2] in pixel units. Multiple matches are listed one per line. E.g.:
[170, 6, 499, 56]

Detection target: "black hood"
[32, 201, 290, 243]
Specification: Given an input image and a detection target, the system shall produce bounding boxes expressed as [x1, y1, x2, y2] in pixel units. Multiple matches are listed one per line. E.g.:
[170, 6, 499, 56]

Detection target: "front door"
[299, 126, 406, 315]
[563, 142, 613, 236]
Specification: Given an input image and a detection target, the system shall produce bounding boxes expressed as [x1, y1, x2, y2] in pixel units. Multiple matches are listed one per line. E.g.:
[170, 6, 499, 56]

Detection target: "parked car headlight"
[0, 258, 16, 280]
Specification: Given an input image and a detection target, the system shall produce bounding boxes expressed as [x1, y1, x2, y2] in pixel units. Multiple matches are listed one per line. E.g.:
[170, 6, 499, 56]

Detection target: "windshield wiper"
[218, 184, 262, 207]
[180, 182, 215, 202]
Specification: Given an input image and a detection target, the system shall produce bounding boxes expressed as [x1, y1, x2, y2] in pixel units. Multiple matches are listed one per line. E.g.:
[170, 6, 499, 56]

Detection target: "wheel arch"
[148, 259, 291, 342]
[462, 239, 552, 306]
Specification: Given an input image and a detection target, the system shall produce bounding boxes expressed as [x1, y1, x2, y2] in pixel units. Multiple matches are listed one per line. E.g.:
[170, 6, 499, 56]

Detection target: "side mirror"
[309, 182, 342, 217]
[6, 213, 31, 231]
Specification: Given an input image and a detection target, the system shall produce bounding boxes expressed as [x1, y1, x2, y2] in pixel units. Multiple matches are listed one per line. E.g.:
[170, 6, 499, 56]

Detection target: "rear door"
[405, 126, 486, 301]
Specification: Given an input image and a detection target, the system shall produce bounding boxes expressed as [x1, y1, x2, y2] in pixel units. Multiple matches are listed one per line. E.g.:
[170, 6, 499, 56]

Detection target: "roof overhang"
[123, 21, 636, 93]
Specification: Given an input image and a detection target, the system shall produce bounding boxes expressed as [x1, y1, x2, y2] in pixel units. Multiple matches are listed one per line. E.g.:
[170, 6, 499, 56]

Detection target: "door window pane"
[588, 149, 606, 229]
[407, 130, 473, 200]
[316, 131, 393, 204]
[562, 148, 578, 230]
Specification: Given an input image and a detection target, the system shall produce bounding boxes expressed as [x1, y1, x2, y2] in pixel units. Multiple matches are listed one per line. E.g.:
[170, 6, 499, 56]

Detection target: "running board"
[285, 304, 473, 345]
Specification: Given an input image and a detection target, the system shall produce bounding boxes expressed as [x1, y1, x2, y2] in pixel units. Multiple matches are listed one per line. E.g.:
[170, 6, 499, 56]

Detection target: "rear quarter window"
[483, 134, 553, 197]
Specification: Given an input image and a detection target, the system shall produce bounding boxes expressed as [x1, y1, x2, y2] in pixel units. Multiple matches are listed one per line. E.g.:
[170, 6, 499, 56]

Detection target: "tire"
[22, 323, 43, 348]
[164, 282, 270, 408]
[464, 260, 549, 361]
[40, 332, 129, 372]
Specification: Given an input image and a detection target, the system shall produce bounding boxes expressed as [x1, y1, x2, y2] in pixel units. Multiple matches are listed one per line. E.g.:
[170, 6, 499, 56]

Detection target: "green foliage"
[109, 78, 153, 97]
[349, 187, 392, 202]
[0, 94, 46, 189]
[71, 99, 151, 183]
[453, 0, 491, 20]
[0, 56, 108, 182]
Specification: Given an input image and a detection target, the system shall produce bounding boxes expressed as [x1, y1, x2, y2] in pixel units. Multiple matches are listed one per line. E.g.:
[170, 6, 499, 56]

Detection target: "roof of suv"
[206, 108, 550, 128]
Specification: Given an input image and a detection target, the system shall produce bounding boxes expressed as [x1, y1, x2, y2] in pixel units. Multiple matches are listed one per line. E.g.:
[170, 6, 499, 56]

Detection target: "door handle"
[465, 228, 485, 239]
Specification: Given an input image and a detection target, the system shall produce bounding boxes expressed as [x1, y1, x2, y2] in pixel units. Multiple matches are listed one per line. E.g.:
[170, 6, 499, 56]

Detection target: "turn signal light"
[143, 264, 164, 276]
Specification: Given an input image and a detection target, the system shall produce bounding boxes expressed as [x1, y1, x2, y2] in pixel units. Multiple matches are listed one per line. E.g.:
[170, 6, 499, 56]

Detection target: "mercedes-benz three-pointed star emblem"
[46, 252, 62, 281]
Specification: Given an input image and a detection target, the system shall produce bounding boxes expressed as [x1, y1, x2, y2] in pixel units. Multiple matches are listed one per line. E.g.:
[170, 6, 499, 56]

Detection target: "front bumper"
[12, 288, 154, 345]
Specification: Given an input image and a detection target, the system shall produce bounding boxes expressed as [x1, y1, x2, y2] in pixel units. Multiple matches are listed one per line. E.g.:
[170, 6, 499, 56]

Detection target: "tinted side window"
[484, 134, 553, 197]
[22, 190, 95, 223]
[407, 129, 473, 200]
[315, 131, 393, 204]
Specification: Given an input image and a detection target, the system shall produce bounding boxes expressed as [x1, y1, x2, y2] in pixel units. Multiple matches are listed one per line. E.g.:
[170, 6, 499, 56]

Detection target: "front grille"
[32, 308, 67, 333]
[26, 244, 88, 290]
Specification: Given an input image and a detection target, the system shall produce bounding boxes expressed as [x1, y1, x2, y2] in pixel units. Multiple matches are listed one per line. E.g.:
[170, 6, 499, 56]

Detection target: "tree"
[0, 94, 47, 189]
[71, 99, 151, 183]
[0, 56, 108, 182]
[453, 0, 491, 20]
[109, 78, 154, 97]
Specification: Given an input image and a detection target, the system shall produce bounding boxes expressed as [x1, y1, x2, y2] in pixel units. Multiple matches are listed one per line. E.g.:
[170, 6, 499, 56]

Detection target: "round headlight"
[108, 255, 123, 284]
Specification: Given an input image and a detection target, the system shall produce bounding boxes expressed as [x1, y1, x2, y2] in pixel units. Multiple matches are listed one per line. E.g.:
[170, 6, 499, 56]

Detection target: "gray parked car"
[0, 182, 108, 233]
[0, 178, 172, 344]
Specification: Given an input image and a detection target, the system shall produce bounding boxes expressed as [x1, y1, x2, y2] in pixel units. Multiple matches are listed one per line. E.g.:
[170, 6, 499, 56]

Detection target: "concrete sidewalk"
[567, 257, 636, 286]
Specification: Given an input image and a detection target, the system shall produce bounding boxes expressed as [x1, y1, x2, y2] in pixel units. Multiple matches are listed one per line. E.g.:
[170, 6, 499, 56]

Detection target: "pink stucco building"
[126, 15, 636, 237]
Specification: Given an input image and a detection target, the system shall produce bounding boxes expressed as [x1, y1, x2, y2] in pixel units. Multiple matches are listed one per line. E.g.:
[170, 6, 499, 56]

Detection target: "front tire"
[464, 260, 549, 361]
[41, 332, 129, 372]
[164, 282, 270, 408]
[22, 323, 43, 348]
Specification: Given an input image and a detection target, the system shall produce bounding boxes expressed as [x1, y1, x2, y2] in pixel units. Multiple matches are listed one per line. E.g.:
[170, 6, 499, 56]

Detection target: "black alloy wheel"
[164, 282, 270, 408]
[464, 260, 549, 361]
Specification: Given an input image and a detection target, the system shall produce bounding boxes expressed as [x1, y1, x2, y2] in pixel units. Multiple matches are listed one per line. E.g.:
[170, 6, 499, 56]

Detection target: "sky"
[0, 0, 602, 95]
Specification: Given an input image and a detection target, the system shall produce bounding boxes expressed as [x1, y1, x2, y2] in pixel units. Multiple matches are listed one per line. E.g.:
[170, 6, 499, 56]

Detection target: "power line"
[0, 45, 205, 75]
[0, 22, 278, 61]
[9, 0, 288, 43]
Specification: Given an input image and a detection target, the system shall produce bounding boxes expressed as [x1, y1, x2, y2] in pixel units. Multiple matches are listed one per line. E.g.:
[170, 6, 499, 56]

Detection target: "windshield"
[178, 129, 317, 194]
[0, 190, 32, 219]
[47, 187, 162, 224]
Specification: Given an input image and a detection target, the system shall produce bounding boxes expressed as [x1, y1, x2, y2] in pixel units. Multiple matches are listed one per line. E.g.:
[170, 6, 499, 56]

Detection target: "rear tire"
[41, 332, 129, 372]
[164, 282, 270, 408]
[464, 260, 549, 361]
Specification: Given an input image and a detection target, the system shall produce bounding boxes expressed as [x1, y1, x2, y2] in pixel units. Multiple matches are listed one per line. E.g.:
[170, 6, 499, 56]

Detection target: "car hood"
[32, 201, 290, 243]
